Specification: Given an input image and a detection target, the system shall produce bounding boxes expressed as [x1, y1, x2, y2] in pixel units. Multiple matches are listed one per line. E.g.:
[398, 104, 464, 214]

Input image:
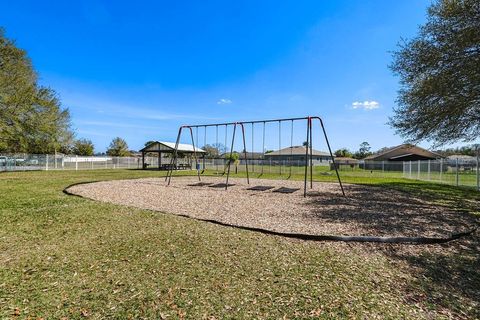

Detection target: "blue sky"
[1, 0, 437, 153]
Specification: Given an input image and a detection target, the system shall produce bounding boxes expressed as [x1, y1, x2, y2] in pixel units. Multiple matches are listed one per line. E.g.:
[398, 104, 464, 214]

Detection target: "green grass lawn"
[0, 169, 479, 319]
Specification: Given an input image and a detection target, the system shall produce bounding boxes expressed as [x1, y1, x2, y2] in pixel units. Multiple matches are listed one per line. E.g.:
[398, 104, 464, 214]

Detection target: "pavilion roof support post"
[239, 122, 249, 184]
[188, 126, 201, 181]
[166, 126, 183, 185]
[142, 151, 145, 170]
[158, 151, 161, 170]
[304, 117, 310, 197]
[313, 116, 345, 197]
[225, 123, 237, 190]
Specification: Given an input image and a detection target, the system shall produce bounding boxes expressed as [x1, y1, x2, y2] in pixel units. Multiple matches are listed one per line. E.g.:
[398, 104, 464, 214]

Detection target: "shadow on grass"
[387, 233, 480, 318]
[305, 180, 480, 318]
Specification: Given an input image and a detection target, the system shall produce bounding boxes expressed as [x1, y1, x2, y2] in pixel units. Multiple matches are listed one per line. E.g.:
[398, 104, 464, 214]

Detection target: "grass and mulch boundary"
[0, 169, 479, 319]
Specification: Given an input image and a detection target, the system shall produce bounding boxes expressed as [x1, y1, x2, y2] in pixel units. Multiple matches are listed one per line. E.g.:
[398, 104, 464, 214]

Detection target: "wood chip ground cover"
[67, 177, 475, 238]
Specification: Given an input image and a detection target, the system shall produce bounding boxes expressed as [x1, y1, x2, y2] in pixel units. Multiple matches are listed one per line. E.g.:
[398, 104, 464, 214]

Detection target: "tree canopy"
[0, 28, 73, 154]
[202, 143, 226, 158]
[106, 137, 131, 156]
[334, 148, 353, 158]
[353, 142, 372, 159]
[390, 0, 480, 145]
[72, 138, 95, 156]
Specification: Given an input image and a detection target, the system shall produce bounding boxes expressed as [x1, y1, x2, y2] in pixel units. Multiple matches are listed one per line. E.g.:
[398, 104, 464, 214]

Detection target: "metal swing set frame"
[165, 116, 345, 197]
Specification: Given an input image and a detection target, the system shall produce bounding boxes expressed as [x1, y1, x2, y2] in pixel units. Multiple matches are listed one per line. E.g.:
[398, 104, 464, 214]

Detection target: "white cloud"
[351, 100, 380, 110]
[217, 98, 232, 105]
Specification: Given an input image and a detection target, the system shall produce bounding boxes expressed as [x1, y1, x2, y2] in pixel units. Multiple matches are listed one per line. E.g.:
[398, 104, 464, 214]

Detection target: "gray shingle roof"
[265, 146, 330, 157]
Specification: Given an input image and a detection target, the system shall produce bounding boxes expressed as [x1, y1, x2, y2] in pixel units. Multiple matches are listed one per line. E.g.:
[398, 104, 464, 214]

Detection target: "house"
[139, 141, 206, 170]
[446, 155, 477, 171]
[264, 146, 332, 165]
[364, 144, 442, 162]
[331, 157, 359, 170]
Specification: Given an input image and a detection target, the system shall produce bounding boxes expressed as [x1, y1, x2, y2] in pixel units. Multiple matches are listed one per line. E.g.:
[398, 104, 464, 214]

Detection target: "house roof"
[335, 157, 359, 163]
[364, 144, 441, 161]
[220, 151, 264, 159]
[446, 154, 475, 160]
[140, 141, 206, 153]
[265, 146, 331, 157]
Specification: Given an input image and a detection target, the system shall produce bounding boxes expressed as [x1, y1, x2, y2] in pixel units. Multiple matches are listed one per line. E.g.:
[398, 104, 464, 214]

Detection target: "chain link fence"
[0, 154, 147, 171]
[402, 158, 480, 190]
[2, 153, 479, 191]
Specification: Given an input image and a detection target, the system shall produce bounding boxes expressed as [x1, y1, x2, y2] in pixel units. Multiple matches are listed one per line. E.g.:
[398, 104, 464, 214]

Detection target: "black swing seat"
[209, 183, 235, 188]
[247, 185, 275, 191]
[187, 182, 213, 187]
[272, 187, 300, 194]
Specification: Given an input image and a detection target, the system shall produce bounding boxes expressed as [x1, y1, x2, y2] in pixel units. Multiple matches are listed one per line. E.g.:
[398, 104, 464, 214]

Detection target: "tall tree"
[334, 148, 353, 158]
[106, 137, 131, 156]
[354, 141, 372, 159]
[73, 138, 95, 156]
[390, 0, 480, 145]
[0, 28, 73, 153]
[202, 144, 220, 158]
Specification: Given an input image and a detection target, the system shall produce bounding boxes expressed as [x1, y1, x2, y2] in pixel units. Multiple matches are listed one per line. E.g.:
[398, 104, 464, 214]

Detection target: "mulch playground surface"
[66, 177, 476, 240]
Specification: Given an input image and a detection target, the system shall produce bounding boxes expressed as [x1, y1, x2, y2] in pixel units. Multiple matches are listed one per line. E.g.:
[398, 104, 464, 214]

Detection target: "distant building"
[264, 146, 332, 164]
[364, 144, 442, 162]
[445, 155, 477, 171]
[331, 157, 359, 170]
[445, 155, 476, 164]
[139, 141, 206, 170]
[220, 151, 264, 160]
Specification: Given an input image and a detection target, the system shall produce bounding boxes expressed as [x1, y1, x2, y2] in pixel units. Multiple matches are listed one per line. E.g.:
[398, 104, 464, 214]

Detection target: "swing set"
[165, 116, 345, 197]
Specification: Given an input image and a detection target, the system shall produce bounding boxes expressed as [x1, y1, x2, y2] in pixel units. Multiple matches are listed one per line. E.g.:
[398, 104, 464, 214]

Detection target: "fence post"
[46, 154, 49, 171]
[477, 149, 479, 191]
[440, 158, 443, 183]
[456, 157, 459, 187]
[417, 160, 420, 180]
[427, 160, 431, 180]
[75, 155, 78, 171]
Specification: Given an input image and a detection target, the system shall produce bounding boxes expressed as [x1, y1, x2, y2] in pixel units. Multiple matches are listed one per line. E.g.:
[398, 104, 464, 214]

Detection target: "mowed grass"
[0, 170, 479, 319]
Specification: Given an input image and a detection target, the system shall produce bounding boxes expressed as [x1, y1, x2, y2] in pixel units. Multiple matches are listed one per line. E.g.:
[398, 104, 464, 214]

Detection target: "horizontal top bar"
[181, 116, 322, 128]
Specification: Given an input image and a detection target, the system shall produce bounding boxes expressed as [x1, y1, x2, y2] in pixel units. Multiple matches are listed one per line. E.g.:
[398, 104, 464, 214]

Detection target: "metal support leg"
[304, 118, 310, 197]
[225, 123, 237, 190]
[309, 118, 313, 189]
[188, 127, 201, 181]
[166, 127, 183, 185]
[240, 123, 250, 184]
[315, 117, 345, 196]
